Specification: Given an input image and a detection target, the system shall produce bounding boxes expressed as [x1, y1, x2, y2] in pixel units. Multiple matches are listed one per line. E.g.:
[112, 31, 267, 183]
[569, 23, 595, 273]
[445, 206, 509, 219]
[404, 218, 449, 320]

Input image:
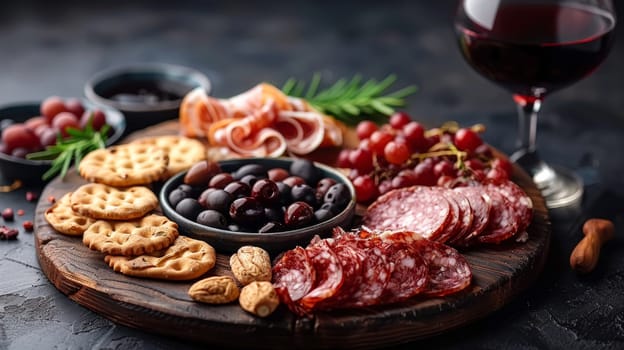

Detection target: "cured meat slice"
[477, 188, 519, 244]
[451, 186, 492, 245]
[492, 180, 533, 234]
[275, 111, 325, 155]
[272, 246, 315, 315]
[299, 240, 344, 311]
[341, 237, 392, 307]
[316, 235, 367, 309]
[414, 239, 472, 297]
[434, 188, 462, 244]
[363, 186, 452, 240]
[381, 241, 428, 302]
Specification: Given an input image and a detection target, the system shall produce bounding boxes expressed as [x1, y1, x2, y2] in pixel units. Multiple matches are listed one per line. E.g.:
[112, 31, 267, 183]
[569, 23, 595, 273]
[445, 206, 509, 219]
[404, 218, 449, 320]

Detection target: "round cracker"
[83, 214, 178, 256]
[70, 183, 158, 220]
[132, 135, 206, 178]
[44, 192, 95, 236]
[105, 236, 216, 281]
[78, 143, 168, 186]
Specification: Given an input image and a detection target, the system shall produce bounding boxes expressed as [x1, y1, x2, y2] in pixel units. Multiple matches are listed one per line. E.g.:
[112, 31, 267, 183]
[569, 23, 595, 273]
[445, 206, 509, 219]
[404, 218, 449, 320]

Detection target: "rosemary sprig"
[26, 124, 109, 181]
[281, 73, 418, 125]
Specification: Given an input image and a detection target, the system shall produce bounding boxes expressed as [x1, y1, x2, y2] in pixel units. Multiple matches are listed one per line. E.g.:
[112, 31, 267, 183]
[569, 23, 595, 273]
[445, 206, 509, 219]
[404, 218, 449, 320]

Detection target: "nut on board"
[229, 245, 272, 285]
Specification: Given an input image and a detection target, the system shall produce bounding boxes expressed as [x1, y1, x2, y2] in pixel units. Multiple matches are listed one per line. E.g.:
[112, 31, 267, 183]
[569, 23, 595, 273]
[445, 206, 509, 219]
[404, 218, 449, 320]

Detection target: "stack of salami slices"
[272, 228, 472, 316]
[362, 179, 533, 246]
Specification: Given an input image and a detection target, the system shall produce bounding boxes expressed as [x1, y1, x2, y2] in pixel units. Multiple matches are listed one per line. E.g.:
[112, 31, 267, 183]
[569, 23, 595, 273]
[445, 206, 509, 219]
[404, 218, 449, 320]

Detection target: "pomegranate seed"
[22, 221, 34, 231]
[0, 225, 18, 240]
[26, 191, 38, 202]
[2, 208, 14, 221]
[47, 195, 56, 204]
[17, 209, 25, 216]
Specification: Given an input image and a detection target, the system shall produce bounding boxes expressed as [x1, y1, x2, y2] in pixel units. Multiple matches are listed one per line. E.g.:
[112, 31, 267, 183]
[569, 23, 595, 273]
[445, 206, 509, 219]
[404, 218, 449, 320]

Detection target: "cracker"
[70, 183, 158, 220]
[132, 135, 206, 179]
[83, 214, 178, 256]
[44, 192, 95, 236]
[105, 236, 216, 281]
[78, 143, 168, 186]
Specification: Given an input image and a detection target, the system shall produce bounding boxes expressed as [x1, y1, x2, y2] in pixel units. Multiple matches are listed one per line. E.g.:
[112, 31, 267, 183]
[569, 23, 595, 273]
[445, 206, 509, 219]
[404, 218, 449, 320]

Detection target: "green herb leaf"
[27, 124, 110, 181]
[281, 74, 417, 125]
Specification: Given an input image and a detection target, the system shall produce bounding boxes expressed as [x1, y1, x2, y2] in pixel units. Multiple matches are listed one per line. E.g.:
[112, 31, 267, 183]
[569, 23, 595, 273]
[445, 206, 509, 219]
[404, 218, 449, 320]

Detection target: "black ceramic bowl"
[160, 158, 357, 254]
[84, 63, 211, 133]
[0, 101, 125, 184]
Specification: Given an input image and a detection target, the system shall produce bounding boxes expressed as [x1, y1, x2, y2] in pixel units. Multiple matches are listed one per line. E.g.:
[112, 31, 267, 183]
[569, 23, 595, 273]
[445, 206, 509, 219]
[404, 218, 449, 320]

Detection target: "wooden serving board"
[34, 122, 551, 350]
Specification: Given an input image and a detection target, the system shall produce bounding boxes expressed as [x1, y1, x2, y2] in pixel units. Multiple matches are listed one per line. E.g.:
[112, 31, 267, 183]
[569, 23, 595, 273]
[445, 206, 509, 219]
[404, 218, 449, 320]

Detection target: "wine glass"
[454, 0, 616, 208]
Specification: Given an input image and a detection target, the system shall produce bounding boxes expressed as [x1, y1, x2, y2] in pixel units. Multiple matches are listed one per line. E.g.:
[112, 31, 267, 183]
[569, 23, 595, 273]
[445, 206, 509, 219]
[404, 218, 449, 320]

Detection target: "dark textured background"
[1, 1, 624, 349]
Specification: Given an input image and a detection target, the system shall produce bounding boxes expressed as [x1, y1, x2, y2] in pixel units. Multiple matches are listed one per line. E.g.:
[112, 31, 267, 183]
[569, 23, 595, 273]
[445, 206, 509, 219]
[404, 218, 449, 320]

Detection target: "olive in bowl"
[159, 158, 356, 253]
[0, 98, 125, 184]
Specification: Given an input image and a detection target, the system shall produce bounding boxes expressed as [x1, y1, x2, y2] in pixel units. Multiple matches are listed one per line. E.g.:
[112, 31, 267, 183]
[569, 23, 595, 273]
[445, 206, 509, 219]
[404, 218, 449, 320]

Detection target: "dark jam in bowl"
[103, 80, 189, 106]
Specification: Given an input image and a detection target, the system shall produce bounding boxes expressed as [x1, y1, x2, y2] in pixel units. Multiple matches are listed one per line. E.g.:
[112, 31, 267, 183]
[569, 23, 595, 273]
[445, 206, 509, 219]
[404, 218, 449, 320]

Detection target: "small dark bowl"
[84, 63, 212, 133]
[160, 158, 356, 254]
[0, 101, 125, 184]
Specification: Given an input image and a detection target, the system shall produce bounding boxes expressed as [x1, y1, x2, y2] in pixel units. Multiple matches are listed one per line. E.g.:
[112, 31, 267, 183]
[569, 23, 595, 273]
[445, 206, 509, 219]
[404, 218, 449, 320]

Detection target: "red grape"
[413, 159, 436, 186]
[41, 96, 67, 124]
[384, 140, 409, 165]
[336, 149, 352, 168]
[433, 160, 455, 177]
[486, 167, 508, 183]
[1, 124, 40, 152]
[39, 128, 58, 147]
[391, 175, 414, 189]
[11, 147, 29, 158]
[454, 128, 483, 152]
[464, 158, 484, 171]
[352, 175, 377, 203]
[437, 175, 455, 187]
[52, 112, 79, 137]
[378, 179, 393, 195]
[65, 98, 85, 118]
[348, 147, 374, 173]
[356, 120, 378, 140]
[369, 130, 393, 155]
[80, 109, 106, 131]
[402, 121, 426, 151]
[389, 112, 411, 129]
[24, 116, 47, 132]
[491, 157, 513, 178]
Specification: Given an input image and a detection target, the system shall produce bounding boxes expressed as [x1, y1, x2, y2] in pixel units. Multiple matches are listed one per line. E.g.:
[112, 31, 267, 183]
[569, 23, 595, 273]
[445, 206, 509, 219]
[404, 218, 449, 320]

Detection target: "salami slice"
[414, 239, 472, 297]
[299, 240, 344, 311]
[316, 235, 368, 309]
[434, 188, 462, 244]
[363, 186, 452, 240]
[451, 186, 492, 245]
[341, 237, 392, 307]
[493, 180, 533, 234]
[381, 241, 428, 302]
[477, 188, 519, 244]
[272, 246, 316, 315]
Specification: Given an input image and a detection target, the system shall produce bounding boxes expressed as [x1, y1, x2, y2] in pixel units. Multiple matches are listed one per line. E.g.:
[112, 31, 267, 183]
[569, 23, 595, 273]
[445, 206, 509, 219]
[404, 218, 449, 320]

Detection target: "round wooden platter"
[34, 122, 551, 350]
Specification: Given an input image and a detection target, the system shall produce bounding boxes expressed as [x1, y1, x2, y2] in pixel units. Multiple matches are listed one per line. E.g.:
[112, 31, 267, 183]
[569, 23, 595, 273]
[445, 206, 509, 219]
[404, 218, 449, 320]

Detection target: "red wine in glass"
[455, 0, 616, 208]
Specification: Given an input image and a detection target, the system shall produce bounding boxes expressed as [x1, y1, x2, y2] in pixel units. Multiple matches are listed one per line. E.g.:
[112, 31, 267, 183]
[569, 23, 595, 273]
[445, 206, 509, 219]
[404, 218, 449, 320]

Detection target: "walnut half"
[229, 246, 272, 286]
[188, 276, 240, 304]
[239, 281, 280, 317]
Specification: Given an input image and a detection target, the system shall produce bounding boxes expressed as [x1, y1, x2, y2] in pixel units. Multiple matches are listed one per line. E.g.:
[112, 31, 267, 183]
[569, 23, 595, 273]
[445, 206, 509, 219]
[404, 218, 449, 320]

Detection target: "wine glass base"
[537, 165, 584, 209]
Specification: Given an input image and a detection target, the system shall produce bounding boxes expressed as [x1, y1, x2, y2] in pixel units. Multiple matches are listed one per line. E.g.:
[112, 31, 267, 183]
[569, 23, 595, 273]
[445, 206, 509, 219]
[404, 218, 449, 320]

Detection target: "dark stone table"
[1, 1, 623, 349]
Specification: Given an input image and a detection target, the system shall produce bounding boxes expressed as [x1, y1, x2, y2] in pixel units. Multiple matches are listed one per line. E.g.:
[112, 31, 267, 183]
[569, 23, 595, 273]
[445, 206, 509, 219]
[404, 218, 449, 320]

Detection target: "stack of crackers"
[44, 136, 217, 281]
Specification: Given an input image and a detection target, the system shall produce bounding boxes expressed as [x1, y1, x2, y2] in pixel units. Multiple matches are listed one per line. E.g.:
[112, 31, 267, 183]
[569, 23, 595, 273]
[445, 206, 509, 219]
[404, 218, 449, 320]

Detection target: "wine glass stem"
[510, 96, 557, 191]
[515, 96, 540, 154]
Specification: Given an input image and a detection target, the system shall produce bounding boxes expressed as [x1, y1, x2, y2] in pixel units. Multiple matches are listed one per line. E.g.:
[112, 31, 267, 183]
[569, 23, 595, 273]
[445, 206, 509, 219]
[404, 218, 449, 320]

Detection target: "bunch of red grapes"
[0, 96, 108, 158]
[337, 112, 513, 203]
